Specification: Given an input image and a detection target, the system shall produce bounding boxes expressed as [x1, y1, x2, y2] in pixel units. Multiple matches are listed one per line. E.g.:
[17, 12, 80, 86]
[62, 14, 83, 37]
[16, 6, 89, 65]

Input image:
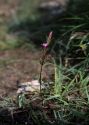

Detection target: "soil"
[0, 48, 41, 97]
[0, 47, 54, 97]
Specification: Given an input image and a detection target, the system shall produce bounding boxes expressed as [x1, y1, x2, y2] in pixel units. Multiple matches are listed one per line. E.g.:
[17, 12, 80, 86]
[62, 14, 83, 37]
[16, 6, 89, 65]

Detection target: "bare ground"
[0, 47, 54, 98]
[0, 48, 41, 97]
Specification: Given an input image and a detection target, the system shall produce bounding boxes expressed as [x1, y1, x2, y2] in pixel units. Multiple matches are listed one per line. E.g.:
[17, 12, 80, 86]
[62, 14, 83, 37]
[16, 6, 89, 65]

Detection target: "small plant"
[39, 31, 53, 92]
[17, 93, 26, 108]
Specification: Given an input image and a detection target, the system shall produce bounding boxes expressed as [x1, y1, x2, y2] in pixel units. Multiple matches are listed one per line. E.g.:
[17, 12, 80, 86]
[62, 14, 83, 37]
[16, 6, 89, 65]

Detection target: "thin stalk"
[39, 62, 43, 93]
[39, 49, 47, 93]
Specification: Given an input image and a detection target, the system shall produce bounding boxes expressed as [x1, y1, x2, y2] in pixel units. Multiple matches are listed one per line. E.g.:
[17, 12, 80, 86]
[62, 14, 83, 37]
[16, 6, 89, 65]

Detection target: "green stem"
[39, 63, 43, 93]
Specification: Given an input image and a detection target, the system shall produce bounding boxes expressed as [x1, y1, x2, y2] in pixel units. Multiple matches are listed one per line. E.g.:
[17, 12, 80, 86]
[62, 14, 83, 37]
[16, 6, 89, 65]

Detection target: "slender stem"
[39, 63, 43, 93]
[39, 49, 46, 93]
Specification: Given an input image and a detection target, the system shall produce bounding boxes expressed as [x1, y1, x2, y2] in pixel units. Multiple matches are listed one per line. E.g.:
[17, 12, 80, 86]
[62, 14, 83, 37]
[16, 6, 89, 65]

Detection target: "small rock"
[17, 80, 49, 94]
